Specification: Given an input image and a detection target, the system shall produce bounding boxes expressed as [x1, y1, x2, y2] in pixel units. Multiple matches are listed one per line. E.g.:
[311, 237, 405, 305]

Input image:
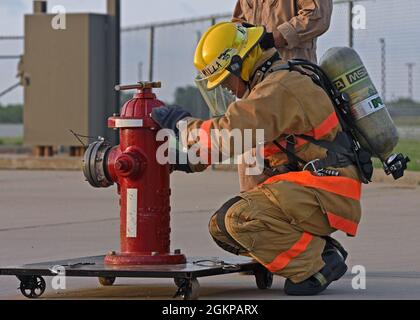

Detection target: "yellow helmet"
[194, 22, 265, 90]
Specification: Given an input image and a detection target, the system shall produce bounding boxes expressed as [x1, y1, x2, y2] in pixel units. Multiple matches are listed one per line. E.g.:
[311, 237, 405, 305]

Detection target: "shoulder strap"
[268, 59, 372, 182]
[273, 139, 306, 167]
[297, 132, 354, 157]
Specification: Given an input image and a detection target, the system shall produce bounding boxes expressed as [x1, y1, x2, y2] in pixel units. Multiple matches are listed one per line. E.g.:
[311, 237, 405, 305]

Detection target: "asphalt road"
[0, 170, 419, 300]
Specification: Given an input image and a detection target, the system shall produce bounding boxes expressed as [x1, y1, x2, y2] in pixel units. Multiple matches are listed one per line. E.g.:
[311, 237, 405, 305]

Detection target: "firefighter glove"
[151, 105, 191, 136]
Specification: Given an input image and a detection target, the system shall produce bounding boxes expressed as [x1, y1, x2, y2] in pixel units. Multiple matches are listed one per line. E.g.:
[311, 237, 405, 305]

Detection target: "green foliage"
[0, 104, 23, 123]
[393, 116, 420, 126]
[173, 86, 210, 120]
[120, 91, 135, 106]
[388, 98, 420, 108]
[0, 136, 23, 145]
[119, 88, 210, 119]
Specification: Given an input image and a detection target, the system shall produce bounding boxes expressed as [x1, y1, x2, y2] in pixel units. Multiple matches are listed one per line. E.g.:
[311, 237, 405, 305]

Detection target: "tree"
[173, 85, 210, 119]
[0, 104, 23, 123]
[120, 91, 135, 106]
[388, 98, 420, 108]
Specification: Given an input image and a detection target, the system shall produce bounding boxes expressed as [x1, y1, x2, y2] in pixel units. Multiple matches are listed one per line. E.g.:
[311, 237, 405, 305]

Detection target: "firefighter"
[151, 22, 361, 296]
[232, 0, 334, 192]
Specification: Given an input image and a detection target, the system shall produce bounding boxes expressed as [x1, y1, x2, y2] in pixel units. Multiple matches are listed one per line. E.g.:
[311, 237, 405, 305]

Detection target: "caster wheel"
[174, 278, 200, 300]
[183, 278, 200, 300]
[174, 277, 186, 288]
[98, 277, 116, 286]
[255, 266, 273, 290]
[18, 276, 46, 299]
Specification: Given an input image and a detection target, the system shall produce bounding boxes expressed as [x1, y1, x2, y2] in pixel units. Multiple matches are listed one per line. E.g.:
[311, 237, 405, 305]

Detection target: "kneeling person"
[152, 22, 362, 296]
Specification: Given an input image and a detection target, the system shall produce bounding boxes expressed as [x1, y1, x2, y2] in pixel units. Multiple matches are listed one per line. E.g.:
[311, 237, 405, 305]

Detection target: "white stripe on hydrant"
[126, 188, 138, 238]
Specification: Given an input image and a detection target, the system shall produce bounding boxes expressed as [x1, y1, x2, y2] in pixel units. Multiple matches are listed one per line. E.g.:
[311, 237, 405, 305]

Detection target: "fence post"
[379, 38, 386, 102]
[149, 26, 155, 81]
[107, 0, 121, 145]
[406, 63, 416, 100]
[348, 0, 354, 48]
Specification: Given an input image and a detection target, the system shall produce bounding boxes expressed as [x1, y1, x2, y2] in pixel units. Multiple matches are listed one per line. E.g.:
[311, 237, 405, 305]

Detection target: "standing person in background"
[232, 0, 333, 63]
[232, 0, 333, 192]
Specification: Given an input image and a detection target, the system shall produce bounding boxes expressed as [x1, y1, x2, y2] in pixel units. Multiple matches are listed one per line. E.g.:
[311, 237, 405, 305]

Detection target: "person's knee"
[208, 213, 220, 239]
[209, 196, 249, 254]
[209, 197, 246, 237]
[214, 196, 246, 233]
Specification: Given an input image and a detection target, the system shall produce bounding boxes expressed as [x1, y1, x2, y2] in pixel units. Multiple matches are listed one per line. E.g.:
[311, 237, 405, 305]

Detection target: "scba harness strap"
[260, 57, 373, 182]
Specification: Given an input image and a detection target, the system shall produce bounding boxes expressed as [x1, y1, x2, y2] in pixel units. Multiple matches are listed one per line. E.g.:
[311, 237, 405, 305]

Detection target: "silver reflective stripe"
[313, 272, 328, 286]
[350, 94, 385, 120]
[126, 189, 138, 238]
[114, 119, 143, 128]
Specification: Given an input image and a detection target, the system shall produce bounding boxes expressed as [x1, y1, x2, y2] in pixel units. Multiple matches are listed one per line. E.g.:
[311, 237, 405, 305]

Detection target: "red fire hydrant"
[83, 81, 186, 266]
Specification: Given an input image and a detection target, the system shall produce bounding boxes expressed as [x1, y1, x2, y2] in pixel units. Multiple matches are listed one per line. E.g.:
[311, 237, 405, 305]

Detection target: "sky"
[0, 0, 419, 105]
[0, 0, 238, 34]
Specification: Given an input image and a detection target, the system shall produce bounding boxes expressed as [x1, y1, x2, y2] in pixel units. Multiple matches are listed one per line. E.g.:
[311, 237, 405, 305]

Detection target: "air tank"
[320, 47, 399, 160]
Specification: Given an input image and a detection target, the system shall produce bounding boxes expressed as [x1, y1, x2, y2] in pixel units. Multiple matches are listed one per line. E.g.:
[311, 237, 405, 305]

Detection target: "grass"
[373, 138, 420, 172]
[393, 116, 420, 127]
[0, 136, 23, 146]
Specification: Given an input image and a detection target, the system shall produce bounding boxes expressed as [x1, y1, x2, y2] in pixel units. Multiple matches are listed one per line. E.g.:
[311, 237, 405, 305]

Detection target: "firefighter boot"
[283, 238, 348, 296]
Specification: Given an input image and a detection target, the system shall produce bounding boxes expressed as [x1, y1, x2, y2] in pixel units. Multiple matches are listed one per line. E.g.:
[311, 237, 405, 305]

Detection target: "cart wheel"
[18, 276, 46, 299]
[98, 276, 116, 286]
[174, 277, 186, 288]
[255, 267, 273, 290]
[174, 278, 200, 300]
[183, 278, 200, 300]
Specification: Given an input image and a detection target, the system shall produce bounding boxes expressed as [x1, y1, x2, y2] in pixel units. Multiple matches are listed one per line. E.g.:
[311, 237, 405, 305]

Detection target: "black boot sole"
[284, 260, 348, 296]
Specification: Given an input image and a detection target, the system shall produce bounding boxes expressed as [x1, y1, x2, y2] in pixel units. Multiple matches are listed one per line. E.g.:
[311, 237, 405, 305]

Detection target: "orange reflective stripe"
[262, 111, 340, 158]
[262, 144, 278, 158]
[265, 232, 313, 273]
[199, 120, 213, 163]
[327, 212, 358, 236]
[199, 120, 212, 150]
[313, 112, 340, 139]
[262, 171, 361, 200]
[262, 137, 307, 158]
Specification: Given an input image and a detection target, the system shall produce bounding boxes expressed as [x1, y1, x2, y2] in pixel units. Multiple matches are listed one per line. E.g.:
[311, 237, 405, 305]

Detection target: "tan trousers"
[209, 180, 336, 283]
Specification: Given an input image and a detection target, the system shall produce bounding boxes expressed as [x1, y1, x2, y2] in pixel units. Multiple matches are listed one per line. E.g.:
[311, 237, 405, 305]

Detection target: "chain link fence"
[119, 0, 420, 107]
[1, 0, 419, 113]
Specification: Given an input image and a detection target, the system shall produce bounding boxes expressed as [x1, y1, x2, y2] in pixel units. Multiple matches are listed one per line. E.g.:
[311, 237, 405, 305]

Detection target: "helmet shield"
[195, 77, 236, 117]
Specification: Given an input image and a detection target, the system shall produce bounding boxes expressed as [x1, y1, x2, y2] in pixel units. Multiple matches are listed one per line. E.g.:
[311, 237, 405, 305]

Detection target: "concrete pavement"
[0, 170, 419, 299]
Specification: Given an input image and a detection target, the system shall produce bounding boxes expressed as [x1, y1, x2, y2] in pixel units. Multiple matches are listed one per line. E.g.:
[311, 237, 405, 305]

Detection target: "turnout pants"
[209, 180, 336, 283]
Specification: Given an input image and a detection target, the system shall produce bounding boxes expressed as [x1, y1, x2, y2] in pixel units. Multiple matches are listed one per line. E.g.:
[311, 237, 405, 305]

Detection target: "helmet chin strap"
[227, 55, 243, 78]
[226, 55, 252, 95]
